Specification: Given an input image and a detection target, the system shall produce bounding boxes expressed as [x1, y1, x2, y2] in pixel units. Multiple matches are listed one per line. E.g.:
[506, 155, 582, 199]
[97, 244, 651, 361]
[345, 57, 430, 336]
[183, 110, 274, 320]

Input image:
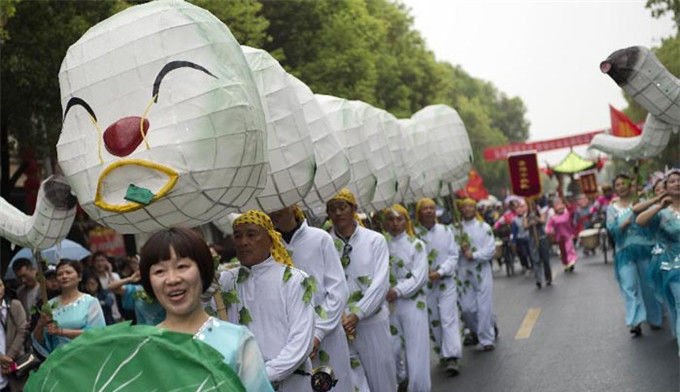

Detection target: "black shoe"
[445, 357, 460, 377]
[463, 332, 478, 346]
[630, 325, 642, 337]
[546, 280, 552, 286]
[477, 344, 495, 352]
[397, 379, 409, 392]
[569, 265, 575, 272]
[494, 324, 499, 340]
[536, 282, 542, 289]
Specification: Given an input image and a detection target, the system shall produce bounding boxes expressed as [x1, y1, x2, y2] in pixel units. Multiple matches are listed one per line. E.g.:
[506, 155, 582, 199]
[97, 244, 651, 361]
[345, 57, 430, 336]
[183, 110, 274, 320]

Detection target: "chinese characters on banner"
[87, 226, 126, 257]
[579, 171, 598, 197]
[508, 151, 542, 198]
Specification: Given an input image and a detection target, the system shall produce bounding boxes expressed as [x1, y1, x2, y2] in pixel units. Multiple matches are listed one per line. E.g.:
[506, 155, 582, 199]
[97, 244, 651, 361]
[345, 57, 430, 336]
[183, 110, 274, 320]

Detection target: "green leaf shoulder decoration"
[25, 323, 246, 392]
[334, 239, 343, 252]
[416, 301, 426, 310]
[283, 266, 293, 283]
[301, 276, 318, 305]
[237, 267, 250, 283]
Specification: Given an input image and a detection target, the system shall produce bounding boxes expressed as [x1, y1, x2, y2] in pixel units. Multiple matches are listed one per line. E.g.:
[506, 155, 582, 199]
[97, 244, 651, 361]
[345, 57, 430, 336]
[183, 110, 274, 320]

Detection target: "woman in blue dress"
[637, 169, 680, 345]
[32, 259, 106, 357]
[606, 174, 662, 337]
[139, 227, 274, 392]
[109, 269, 166, 326]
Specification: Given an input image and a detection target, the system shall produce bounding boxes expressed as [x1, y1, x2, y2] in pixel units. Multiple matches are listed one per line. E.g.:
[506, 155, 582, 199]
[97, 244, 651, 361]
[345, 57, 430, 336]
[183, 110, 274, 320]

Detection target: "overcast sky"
[400, 0, 676, 165]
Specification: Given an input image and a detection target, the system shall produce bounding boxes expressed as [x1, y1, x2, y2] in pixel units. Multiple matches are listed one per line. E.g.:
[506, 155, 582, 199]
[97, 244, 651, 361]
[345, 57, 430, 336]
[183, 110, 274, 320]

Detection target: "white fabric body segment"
[411, 105, 472, 197]
[457, 219, 497, 347]
[588, 113, 671, 159]
[239, 46, 315, 213]
[316, 95, 377, 208]
[348, 101, 397, 212]
[288, 76, 350, 217]
[415, 223, 462, 360]
[283, 221, 352, 392]
[219, 258, 315, 392]
[398, 119, 425, 204]
[387, 233, 431, 392]
[57, 0, 267, 233]
[589, 46, 679, 159]
[0, 176, 76, 249]
[382, 114, 410, 204]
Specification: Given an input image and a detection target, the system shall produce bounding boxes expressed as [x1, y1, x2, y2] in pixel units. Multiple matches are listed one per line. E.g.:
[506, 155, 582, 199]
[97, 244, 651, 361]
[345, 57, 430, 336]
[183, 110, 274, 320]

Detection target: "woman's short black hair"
[56, 259, 83, 277]
[612, 173, 632, 187]
[139, 227, 214, 299]
[80, 271, 102, 293]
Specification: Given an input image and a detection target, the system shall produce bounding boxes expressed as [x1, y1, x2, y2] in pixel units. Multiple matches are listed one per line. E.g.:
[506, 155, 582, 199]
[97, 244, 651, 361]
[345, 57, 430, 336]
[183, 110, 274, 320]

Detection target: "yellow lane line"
[515, 308, 542, 340]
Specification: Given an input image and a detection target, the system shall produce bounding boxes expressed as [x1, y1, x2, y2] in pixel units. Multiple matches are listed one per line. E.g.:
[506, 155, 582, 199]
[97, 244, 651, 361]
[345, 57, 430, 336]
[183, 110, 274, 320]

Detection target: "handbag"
[3, 299, 42, 379]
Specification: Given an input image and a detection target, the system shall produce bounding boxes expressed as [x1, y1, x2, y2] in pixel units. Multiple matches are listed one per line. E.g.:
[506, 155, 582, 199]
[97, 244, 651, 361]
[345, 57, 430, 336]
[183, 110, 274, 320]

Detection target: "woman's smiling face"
[149, 247, 203, 319]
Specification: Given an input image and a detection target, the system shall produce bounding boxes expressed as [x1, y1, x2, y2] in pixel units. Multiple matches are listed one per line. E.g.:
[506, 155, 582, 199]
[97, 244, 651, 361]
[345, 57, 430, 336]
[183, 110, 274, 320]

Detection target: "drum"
[578, 228, 600, 250]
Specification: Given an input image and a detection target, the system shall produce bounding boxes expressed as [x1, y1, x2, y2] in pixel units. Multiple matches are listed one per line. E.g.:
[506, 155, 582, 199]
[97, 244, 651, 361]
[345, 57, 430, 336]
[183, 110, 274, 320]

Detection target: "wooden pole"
[33, 249, 49, 305]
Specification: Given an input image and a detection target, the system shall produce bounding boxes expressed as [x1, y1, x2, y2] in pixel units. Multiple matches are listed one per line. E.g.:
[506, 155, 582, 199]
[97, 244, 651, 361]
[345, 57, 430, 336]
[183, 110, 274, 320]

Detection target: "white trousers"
[390, 296, 431, 392]
[313, 324, 353, 392]
[459, 262, 495, 346]
[278, 358, 313, 392]
[426, 276, 462, 359]
[350, 307, 397, 392]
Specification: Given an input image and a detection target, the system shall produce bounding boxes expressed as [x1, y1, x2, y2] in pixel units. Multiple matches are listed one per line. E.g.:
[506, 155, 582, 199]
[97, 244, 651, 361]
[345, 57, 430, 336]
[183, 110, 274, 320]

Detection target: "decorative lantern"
[57, 0, 267, 233]
[348, 101, 397, 212]
[316, 95, 377, 208]
[239, 46, 316, 213]
[408, 115, 444, 198]
[288, 75, 351, 217]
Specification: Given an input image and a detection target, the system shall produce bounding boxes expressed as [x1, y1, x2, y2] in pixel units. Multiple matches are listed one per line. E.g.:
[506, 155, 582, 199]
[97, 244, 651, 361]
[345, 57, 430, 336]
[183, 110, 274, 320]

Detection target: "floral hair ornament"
[233, 210, 293, 266]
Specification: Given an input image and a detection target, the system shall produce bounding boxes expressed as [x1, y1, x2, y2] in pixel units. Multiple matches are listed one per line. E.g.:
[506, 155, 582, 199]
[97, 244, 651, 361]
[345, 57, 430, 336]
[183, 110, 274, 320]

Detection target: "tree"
[646, 0, 680, 30]
[189, 0, 269, 47]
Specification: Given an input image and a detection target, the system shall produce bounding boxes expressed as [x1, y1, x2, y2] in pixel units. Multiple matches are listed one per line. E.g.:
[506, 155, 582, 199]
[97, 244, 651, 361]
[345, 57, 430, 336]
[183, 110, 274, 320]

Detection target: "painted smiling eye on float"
[57, 0, 267, 234]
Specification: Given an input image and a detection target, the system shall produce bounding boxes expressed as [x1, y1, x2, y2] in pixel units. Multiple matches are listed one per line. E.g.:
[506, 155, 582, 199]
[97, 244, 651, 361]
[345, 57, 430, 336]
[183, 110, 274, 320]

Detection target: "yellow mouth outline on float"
[94, 159, 178, 213]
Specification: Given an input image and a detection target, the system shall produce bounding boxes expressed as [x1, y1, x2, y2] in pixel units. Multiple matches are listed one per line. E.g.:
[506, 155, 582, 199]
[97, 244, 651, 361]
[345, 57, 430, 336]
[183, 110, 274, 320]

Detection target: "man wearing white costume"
[219, 210, 315, 392]
[269, 205, 353, 392]
[327, 189, 396, 392]
[414, 198, 462, 376]
[456, 198, 497, 351]
[384, 204, 431, 392]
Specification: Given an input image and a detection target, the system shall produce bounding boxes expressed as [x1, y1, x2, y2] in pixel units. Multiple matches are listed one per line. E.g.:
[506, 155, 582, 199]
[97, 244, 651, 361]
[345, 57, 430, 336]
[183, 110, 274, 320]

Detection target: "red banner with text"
[508, 151, 542, 198]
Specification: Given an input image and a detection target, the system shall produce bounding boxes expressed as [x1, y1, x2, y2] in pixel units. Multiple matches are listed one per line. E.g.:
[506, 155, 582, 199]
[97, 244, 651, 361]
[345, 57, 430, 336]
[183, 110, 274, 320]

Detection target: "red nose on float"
[103, 116, 150, 157]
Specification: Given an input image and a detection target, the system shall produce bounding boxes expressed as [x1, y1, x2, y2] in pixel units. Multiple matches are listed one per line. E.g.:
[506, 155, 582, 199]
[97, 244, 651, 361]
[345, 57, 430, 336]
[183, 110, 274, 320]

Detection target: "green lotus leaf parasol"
[26, 322, 246, 392]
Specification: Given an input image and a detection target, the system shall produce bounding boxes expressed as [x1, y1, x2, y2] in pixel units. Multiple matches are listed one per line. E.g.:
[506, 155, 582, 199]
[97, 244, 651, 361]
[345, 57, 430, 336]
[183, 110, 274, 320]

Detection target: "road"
[431, 251, 679, 392]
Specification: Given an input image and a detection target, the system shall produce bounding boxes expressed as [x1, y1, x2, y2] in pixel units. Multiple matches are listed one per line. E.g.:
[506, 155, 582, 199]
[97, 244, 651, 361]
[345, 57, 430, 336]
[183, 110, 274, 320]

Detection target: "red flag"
[455, 169, 489, 200]
[610, 105, 641, 137]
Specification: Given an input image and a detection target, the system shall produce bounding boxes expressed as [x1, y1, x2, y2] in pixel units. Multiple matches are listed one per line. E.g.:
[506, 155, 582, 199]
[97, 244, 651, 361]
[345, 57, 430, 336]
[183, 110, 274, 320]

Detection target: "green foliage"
[189, 0, 269, 47]
[357, 275, 372, 286]
[348, 290, 364, 303]
[222, 289, 240, 305]
[646, 0, 680, 31]
[301, 276, 318, 304]
[350, 357, 361, 369]
[239, 306, 253, 325]
[237, 267, 250, 283]
[315, 305, 328, 320]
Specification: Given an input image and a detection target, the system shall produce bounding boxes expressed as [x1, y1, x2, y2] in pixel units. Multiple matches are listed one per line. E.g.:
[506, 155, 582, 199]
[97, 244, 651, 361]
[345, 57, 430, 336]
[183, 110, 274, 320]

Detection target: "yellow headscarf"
[456, 198, 483, 221]
[233, 210, 293, 266]
[327, 188, 365, 227]
[293, 205, 306, 223]
[385, 204, 415, 237]
[415, 198, 436, 222]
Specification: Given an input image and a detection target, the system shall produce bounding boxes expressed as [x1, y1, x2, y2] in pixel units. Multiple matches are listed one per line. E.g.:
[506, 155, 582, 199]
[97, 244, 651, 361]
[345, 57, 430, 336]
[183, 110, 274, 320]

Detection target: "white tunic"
[457, 218, 497, 346]
[284, 220, 352, 392]
[387, 232, 431, 391]
[219, 257, 315, 392]
[330, 224, 396, 392]
[415, 222, 462, 359]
